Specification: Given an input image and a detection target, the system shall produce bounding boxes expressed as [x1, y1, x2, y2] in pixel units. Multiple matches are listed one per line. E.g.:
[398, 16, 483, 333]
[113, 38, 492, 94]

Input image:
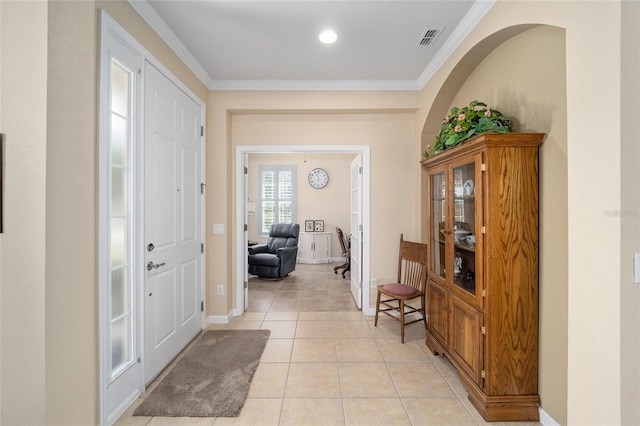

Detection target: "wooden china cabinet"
[421, 133, 545, 422]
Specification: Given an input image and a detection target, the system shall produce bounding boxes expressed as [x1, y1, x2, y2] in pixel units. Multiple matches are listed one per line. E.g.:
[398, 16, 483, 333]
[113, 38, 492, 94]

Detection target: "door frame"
[350, 153, 363, 309]
[235, 145, 372, 316]
[98, 11, 206, 425]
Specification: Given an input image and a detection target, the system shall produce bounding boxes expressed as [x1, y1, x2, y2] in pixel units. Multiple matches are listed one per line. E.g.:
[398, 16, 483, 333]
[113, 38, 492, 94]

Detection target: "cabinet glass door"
[430, 171, 446, 278]
[451, 163, 476, 294]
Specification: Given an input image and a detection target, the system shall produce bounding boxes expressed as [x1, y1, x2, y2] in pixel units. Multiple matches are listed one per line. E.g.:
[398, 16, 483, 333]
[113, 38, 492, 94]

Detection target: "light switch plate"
[212, 224, 224, 235]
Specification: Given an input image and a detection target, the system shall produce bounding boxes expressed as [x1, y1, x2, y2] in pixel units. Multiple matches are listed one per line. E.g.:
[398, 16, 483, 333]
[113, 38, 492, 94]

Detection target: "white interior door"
[350, 153, 363, 309]
[144, 62, 203, 384]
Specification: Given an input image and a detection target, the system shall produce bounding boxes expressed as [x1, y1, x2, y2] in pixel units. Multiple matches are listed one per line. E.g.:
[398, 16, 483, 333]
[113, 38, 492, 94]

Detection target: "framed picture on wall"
[314, 220, 324, 232]
[305, 220, 314, 232]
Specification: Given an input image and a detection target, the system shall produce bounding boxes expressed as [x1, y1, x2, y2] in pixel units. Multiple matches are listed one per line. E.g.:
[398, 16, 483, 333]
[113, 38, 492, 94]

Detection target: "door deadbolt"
[147, 243, 155, 252]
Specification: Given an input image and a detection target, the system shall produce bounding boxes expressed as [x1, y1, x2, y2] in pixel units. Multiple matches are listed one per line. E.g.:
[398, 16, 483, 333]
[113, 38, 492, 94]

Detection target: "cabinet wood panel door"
[426, 281, 448, 346]
[449, 296, 483, 387]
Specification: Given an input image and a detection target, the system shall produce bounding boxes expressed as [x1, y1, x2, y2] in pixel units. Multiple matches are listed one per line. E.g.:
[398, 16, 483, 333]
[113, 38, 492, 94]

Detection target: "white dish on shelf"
[463, 179, 474, 196]
[454, 229, 472, 240]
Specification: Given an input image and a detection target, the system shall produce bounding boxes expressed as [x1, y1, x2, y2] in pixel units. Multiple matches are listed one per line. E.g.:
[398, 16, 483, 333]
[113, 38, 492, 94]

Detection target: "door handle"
[147, 261, 166, 271]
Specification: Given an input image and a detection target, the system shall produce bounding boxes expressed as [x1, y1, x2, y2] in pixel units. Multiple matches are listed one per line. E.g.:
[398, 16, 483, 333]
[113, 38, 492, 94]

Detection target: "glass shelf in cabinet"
[454, 242, 475, 252]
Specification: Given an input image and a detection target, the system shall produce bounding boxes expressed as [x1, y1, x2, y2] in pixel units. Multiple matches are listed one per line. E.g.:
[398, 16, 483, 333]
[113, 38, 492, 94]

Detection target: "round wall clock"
[308, 168, 329, 189]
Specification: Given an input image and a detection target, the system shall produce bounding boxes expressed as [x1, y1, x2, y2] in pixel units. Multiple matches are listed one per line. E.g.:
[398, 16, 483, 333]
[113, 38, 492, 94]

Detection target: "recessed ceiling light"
[319, 30, 337, 44]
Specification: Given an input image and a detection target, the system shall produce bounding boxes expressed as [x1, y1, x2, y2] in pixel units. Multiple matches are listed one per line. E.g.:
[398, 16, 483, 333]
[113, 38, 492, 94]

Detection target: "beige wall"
[447, 26, 568, 423]
[45, 2, 98, 423]
[247, 152, 353, 258]
[417, 1, 625, 423]
[0, 1, 48, 424]
[206, 91, 420, 316]
[207, 95, 421, 316]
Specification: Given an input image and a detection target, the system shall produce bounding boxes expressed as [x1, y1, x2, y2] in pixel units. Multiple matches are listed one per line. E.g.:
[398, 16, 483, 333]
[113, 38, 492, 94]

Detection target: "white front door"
[144, 62, 203, 384]
[350, 153, 363, 309]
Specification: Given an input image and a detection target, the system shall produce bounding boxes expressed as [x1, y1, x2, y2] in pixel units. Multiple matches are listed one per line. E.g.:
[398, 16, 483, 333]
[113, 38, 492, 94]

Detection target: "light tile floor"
[116, 264, 541, 426]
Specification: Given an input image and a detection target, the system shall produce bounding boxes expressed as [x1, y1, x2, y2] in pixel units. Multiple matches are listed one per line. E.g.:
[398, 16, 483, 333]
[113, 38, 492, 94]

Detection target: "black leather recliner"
[248, 223, 300, 278]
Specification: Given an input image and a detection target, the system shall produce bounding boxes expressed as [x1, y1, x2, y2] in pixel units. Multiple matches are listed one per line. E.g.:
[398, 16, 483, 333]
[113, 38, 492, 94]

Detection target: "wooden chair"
[333, 227, 350, 278]
[374, 234, 428, 343]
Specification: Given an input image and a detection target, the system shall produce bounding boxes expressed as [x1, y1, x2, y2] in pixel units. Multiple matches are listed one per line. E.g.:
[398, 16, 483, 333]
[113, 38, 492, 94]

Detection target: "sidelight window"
[109, 59, 134, 377]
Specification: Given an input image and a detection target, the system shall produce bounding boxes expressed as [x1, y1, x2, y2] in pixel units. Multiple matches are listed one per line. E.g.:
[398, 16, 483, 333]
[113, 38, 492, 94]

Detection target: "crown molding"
[417, 0, 495, 89]
[127, 0, 212, 88]
[210, 79, 421, 91]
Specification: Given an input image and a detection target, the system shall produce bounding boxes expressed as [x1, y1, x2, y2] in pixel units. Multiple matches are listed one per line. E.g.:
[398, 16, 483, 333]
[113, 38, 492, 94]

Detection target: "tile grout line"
[375, 319, 416, 424]
[330, 318, 348, 426]
[276, 322, 292, 426]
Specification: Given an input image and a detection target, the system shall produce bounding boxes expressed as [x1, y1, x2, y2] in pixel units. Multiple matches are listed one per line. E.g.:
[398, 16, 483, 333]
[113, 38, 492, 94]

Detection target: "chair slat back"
[396, 235, 428, 292]
[336, 227, 349, 257]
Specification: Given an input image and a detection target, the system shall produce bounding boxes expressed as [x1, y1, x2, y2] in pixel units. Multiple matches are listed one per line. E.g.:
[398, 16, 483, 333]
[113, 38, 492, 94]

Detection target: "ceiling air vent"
[417, 27, 444, 47]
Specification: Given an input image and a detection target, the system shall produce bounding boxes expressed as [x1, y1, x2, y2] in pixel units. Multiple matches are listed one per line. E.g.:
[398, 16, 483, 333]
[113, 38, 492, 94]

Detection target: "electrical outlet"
[217, 284, 224, 296]
[371, 278, 378, 288]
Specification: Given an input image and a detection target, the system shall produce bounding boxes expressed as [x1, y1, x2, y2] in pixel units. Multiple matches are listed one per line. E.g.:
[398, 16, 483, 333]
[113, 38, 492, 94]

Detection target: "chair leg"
[400, 300, 405, 344]
[333, 262, 348, 273]
[342, 261, 350, 278]
[374, 290, 381, 326]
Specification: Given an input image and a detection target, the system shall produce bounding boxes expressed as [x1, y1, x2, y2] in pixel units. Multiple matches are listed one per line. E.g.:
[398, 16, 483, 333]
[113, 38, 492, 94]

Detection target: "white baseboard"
[204, 312, 232, 326]
[539, 407, 560, 426]
[296, 257, 347, 265]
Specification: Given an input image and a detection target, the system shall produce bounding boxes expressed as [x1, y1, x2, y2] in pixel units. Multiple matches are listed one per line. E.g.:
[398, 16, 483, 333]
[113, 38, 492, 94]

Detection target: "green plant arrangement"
[423, 100, 511, 158]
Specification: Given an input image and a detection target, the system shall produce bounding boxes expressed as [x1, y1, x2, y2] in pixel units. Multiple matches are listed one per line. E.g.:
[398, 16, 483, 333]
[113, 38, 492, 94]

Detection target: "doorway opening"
[235, 145, 372, 316]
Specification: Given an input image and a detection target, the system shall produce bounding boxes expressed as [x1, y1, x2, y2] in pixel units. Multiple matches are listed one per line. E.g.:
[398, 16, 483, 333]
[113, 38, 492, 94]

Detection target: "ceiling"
[129, 0, 495, 91]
